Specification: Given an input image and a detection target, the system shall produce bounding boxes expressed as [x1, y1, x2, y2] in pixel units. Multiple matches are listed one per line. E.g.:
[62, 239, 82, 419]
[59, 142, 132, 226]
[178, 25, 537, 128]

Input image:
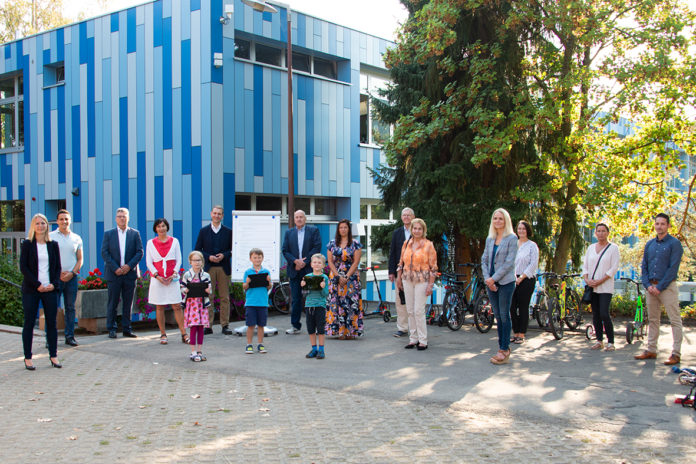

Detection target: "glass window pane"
[360, 204, 367, 219]
[371, 203, 389, 219]
[315, 198, 336, 216]
[56, 66, 65, 83]
[314, 58, 336, 79]
[292, 197, 311, 215]
[360, 94, 369, 144]
[0, 200, 25, 231]
[372, 117, 390, 145]
[17, 75, 23, 95]
[234, 39, 250, 59]
[0, 78, 15, 99]
[235, 194, 251, 211]
[17, 100, 23, 146]
[255, 43, 282, 67]
[0, 102, 15, 149]
[256, 196, 282, 211]
[292, 52, 310, 73]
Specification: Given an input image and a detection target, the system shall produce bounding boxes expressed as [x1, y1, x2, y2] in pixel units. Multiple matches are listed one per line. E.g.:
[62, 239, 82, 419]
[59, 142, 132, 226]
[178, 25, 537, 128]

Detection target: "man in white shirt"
[50, 209, 83, 346]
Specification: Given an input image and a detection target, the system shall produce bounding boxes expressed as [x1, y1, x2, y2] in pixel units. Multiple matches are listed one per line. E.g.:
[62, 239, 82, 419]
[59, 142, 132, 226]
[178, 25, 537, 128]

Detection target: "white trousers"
[402, 280, 428, 345]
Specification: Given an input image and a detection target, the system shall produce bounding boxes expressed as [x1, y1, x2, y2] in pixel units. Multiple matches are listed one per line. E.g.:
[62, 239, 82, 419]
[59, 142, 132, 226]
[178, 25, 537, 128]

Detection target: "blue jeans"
[289, 276, 305, 330]
[106, 277, 136, 332]
[488, 281, 515, 351]
[57, 276, 78, 339]
[23, 290, 58, 358]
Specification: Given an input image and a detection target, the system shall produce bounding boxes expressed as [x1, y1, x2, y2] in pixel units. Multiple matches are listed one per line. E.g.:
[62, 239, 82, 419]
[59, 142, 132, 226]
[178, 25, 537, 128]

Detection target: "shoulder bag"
[582, 243, 611, 304]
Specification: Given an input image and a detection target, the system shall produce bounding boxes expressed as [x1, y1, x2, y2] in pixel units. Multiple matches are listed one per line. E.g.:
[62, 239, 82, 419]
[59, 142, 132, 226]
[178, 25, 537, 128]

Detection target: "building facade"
[0, 0, 395, 292]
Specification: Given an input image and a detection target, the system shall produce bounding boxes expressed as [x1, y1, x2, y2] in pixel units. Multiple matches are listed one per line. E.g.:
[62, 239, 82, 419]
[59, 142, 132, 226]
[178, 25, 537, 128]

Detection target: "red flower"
[89, 271, 94, 277]
[96, 269, 102, 276]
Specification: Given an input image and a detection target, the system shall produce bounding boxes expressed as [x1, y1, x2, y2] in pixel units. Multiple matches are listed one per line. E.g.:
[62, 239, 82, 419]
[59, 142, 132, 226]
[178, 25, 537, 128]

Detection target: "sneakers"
[393, 330, 407, 338]
[245, 344, 254, 354]
[604, 343, 615, 352]
[306, 348, 318, 358]
[221, 325, 233, 335]
[197, 351, 207, 361]
[190, 353, 202, 362]
[317, 350, 325, 359]
[204, 328, 213, 335]
[257, 344, 267, 354]
[286, 327, 302, 335]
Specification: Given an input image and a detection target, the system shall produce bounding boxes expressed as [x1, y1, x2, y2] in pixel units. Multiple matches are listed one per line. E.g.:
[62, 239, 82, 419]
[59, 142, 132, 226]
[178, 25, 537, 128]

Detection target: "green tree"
[372, 0, 551, 269]
[375, 0, 696, 272]
[0, 0, 78, 43]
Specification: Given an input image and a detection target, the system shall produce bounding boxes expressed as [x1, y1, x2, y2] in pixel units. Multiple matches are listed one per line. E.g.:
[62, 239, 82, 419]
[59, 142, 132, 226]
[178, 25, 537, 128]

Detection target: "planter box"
[39, 308, 65, 331]
[75, 289, 112, 333]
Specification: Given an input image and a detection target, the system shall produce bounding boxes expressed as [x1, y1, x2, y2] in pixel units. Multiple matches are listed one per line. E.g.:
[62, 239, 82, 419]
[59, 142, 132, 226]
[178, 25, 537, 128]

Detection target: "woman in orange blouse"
[396, 218, 437, 350]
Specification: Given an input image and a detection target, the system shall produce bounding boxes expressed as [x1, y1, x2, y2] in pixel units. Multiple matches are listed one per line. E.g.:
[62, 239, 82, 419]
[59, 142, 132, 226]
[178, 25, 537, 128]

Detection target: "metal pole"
[287, 13, 294, 228]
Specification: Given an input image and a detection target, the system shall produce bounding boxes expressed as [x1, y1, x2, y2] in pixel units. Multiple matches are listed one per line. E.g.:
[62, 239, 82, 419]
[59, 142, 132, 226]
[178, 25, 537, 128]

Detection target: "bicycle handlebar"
[457, 262, 480, 267]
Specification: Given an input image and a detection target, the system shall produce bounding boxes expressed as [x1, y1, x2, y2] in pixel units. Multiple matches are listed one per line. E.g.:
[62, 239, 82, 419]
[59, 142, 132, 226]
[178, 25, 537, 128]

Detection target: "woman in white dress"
[147, 218, 187, 344]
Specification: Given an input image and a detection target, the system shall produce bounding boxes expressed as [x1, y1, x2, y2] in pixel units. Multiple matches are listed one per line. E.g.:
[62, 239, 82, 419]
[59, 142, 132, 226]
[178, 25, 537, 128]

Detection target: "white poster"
[231, 211, 281, 282]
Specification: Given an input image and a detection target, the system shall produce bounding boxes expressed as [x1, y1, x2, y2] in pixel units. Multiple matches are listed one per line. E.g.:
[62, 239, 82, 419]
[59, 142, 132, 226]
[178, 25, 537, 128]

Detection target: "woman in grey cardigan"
[481, 208, 518, 365]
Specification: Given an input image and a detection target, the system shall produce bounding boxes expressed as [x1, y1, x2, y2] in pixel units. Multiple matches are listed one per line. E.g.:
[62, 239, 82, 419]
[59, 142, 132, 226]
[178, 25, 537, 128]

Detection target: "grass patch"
[99, 440, 109, 445]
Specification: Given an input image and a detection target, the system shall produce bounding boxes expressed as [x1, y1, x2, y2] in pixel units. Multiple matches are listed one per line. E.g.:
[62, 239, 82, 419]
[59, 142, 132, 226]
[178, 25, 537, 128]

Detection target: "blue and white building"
[0, 0, 402, 303]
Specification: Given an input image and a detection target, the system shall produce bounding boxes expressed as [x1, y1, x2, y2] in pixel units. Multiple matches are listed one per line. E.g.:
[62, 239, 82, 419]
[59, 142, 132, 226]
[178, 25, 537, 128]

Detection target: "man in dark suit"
[388, 207, 414, 337]
[282, 210, 322, 334]
[195, 205, 233, 335]
[101, 207, 144, 339]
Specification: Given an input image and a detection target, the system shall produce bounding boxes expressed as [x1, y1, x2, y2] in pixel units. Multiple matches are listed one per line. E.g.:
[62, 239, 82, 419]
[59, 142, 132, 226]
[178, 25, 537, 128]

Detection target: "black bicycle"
[441, 263, 492, 333]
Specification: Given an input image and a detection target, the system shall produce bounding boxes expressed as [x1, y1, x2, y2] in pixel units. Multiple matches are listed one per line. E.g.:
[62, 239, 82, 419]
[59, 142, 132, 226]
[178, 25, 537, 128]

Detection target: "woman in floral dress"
[325, 219, 363, 339]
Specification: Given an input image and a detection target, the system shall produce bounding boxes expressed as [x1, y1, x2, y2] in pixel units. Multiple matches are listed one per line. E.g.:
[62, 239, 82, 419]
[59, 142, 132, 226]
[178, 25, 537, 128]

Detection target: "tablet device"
[248, 272, 270, 288]
[185, 282, 208, 298]
[303, 275, 324, 291]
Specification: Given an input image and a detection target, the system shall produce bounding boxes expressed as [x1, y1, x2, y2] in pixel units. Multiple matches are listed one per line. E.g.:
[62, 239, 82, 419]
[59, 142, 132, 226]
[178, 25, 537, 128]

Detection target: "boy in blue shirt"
[301, 253, 330, 359]
[242, 248, 272, 353]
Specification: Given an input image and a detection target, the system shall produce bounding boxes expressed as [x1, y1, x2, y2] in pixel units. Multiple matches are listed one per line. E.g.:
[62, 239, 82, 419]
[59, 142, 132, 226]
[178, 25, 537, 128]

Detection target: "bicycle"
[425, 273, 444, 326]
[530, 274, 551, 329]
[545, 272, 584, 340]
[360, 265, 392, 322]
[269, 280, 291, 314]
[443, 263, 492, 333]
[621, 277, 646, 344]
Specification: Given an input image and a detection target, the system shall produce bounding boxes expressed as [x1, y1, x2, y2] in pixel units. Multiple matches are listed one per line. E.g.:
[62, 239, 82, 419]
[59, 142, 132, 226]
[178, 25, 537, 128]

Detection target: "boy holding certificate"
[242, 248, 272, 353]
[301, 253, 330, 359]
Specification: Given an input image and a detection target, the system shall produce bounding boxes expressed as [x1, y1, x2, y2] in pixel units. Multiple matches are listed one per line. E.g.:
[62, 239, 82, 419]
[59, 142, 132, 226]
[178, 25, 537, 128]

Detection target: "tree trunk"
[552, 179, 579, 273]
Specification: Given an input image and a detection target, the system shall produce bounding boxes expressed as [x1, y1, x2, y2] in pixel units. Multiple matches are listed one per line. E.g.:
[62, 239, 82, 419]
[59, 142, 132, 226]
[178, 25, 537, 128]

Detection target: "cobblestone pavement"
[1, 315, 695, 463]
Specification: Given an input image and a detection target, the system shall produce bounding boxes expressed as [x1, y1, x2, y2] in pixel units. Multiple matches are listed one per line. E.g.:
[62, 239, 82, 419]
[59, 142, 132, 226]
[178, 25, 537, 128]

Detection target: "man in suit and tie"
[282, 210, 322, 334]
[388, 207, 414, 337]
[101, 207, 144, 339]
[195, 205, 233, 335]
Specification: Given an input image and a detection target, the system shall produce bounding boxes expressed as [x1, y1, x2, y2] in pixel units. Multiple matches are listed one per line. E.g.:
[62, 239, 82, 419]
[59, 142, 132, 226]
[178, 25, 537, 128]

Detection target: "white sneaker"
[285, 327, 302, 335]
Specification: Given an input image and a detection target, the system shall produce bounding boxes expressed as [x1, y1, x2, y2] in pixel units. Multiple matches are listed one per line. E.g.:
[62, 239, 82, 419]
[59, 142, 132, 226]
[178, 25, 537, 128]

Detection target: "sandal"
[160, 334, 168, 345]
[191, 353, 202, 362]
[590, 341, 604, 350]
[490, 349, 510, 365]
[604, 343, 615, 352]
[514, 337, 525, 344]
[197, 351, 207, 361]
[510, 336, 518, 343]
[182, 333, 190, 344]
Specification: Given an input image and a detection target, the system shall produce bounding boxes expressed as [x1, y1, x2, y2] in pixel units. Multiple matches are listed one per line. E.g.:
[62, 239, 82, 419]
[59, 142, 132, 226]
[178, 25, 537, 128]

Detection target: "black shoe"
[204, 328, 213, 335]
[108, 331, 117, 339]
[417, 344, 428, 351]
[221, 325, 233, 335]
[50, 358, 62, 368]
[65, 337, 79, 347]
[24, 360, 36, 371]
[405, 343, 417, 349]
[122, 331, 138, 338]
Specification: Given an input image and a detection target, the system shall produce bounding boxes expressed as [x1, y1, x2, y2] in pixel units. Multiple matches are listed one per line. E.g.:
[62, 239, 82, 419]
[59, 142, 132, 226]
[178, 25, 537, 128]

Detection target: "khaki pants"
[208, 266, 230, 327]
[402, 280, 428, 346]
[394, 287, 409, 333]
[646, 281, 682, 357]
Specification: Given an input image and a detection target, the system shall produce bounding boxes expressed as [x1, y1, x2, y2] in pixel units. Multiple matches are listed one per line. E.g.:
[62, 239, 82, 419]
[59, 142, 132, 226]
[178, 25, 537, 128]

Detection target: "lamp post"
[241, 0, 294, 228]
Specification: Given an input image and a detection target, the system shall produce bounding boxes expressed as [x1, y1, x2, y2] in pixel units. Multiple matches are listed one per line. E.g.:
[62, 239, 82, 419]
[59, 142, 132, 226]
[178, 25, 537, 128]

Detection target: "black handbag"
[582, 243, 611, 304]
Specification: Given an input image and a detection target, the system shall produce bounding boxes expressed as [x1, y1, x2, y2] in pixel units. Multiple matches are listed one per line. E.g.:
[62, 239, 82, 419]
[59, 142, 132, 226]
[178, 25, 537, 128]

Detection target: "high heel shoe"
[50, 358, 62, 368]
[24, 359, 36, 371]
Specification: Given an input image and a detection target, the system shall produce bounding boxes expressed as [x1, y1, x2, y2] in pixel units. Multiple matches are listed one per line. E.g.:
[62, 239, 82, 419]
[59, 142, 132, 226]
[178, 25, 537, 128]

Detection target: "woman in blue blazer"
[481, 208, 518, 365]
[20, 214, 62, 370]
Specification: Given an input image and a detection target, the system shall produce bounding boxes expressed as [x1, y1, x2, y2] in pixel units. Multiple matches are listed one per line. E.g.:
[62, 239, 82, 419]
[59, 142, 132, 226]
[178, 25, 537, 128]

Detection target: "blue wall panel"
[162, 17, 173, 150]
[253, 65, 263, 177]
[119, 97, 129, 207]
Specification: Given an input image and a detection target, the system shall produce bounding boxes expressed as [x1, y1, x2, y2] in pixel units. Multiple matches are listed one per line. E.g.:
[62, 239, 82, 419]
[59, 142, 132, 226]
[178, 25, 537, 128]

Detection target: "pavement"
[1, 312, 695, 464]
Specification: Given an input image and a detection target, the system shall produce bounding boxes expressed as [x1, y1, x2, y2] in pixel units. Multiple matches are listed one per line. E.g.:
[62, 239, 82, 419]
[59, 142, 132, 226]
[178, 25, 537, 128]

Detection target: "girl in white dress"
[146, 218, 187, 344]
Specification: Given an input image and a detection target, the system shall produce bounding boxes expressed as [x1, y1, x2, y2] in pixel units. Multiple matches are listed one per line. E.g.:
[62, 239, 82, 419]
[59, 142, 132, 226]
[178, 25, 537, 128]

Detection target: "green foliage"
[0, 253, 23, 327]
[609, 294, 638, 318]
[0, 0, 72, 43]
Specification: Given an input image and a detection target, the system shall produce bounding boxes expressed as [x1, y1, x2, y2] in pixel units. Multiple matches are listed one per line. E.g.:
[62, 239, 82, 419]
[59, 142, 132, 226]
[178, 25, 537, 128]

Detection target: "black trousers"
[23, 290, 58, 359]
[591, 292, 614, 343]
[106, 277, 136, 332]
[510, 277, 535, 334]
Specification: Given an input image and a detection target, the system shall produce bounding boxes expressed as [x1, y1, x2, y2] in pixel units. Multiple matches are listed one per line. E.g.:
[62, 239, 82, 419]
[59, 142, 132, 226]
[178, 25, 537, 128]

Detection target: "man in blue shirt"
[636, 213, 684, 365]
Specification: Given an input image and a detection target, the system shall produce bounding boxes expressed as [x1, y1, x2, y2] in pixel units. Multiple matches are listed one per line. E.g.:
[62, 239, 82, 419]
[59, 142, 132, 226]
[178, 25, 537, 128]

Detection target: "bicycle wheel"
[535, 295, 549, 329]
[425, 303, 435, 325]
[443, 291, 463, 331]
[380, 302, 391, 322]
[473, 293, 494, 333]
[271, 283, 291, 314]
[548, 298, 564, 340]
[585, 324, 595, 340]
[564, 290, 582, 330]
[625, 322, 635, 344]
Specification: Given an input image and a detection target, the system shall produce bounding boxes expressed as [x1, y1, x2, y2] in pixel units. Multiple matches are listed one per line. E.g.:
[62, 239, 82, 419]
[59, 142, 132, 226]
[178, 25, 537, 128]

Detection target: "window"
[314, 198, 336, 216]
[255, 43, 282, 67]
[0, 200, 25, 231]
[293, 197, 311, 214]
[256, 195, 283, 211]
[235, 194, 252, 211]
[358, 201, 394, 268]
[314, 57, 336, 80]
[359, 71, 392, 146]
[44, 63, 65, 87]
[292, 51, 311, 73]
[0, 74, 23, 152]
[234, 39, 251, 59]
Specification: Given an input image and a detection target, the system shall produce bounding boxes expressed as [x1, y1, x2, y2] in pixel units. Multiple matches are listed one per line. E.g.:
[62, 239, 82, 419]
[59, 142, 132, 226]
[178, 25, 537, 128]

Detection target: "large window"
[0, 200, 25, 231]
[0, 74, 24, 152]
[359, 71, 391, 146]
[358, 201, 394, 268]
[233, 194, 337, 221]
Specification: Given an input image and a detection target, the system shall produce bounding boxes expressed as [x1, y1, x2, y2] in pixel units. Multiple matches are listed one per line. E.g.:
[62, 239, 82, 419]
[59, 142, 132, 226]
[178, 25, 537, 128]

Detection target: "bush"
[0, 252, 23, 327]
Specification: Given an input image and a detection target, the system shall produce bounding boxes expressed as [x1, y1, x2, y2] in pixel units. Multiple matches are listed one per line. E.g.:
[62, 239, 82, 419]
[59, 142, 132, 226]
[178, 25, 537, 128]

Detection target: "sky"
[64, 0, 409, 40]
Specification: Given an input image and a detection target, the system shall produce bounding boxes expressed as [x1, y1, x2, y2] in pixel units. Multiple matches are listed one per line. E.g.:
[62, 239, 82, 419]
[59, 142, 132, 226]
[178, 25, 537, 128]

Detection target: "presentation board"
[231, 211, 281, 282]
